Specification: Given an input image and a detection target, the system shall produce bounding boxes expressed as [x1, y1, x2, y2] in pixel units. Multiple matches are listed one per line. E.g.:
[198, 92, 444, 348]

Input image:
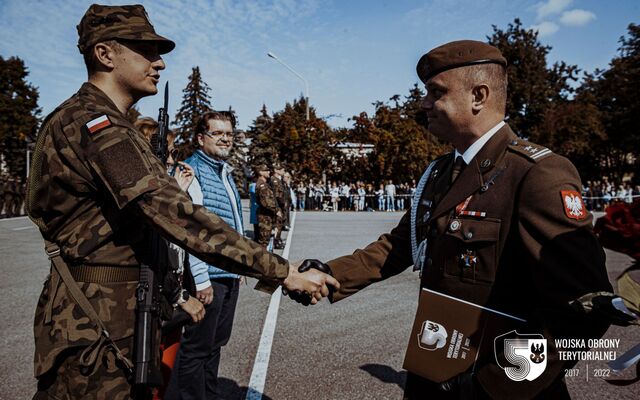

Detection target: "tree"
[0, 56, 41, 178]
[538, 95, 606, 179]
[224, 105, 251, 196]
[487, 18, 579, 142]
[579, 23, 640, 181]
[344, 84, 448, 184]
[246, 104, 275, 166]
[173, 66, 212, 157]
[247, 97, 340, 180]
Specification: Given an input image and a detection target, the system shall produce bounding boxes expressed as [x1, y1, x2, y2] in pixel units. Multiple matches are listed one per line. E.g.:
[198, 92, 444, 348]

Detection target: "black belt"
[69, 265, 139, 283]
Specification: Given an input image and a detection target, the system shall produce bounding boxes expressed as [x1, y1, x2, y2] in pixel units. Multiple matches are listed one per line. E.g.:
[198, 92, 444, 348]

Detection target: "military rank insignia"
[85, 115, 111, 134]
[561, 190, 587, 220]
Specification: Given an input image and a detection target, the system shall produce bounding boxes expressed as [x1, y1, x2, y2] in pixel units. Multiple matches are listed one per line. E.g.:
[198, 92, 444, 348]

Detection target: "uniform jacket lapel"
[431, 124, 514, 220]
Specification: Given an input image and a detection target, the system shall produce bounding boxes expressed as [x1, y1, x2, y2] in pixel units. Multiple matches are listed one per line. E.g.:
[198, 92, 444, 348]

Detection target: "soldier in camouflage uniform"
[3, 176, 16, 218]
[270, 164, 287, 249]
[13, 177, 25, 216]
[27, 5, 338, 400]
[255, 164, 279, 247]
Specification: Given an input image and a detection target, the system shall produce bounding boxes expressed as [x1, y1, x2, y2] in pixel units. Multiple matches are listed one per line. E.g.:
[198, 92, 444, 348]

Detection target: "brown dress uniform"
[256, 176, 278, 246]
[327, 124, 612, 399]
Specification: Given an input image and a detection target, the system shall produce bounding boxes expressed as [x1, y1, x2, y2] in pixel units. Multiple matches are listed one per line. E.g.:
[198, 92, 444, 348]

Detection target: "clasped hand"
[282, 259, 340, 305]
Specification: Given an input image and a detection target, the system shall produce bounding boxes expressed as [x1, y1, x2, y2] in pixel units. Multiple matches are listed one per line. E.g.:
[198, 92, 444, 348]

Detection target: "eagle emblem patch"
[561, 190, 587, 220]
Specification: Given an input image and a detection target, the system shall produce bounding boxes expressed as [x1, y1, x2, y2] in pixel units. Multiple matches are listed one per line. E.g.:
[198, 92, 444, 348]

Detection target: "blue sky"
[0, 0, 637, 130]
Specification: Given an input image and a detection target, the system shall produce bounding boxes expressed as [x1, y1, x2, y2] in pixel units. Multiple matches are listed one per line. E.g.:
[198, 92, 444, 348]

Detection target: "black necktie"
[451, 156, 466, 184]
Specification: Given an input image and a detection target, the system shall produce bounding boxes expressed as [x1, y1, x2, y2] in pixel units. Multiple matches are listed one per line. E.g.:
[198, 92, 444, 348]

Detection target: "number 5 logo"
[494, 330, 547, 382]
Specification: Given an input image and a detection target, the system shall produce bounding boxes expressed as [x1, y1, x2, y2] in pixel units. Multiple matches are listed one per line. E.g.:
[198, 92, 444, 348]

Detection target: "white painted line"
[12, 226, 34, 231]
[0, 216, 29, 223]
[246, 211, 296, 400]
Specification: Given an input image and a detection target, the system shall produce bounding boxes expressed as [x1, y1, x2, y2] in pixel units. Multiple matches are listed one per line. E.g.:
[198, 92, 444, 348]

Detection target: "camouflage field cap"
[417, 40, 506, 83]
[77, 4, 175, 54]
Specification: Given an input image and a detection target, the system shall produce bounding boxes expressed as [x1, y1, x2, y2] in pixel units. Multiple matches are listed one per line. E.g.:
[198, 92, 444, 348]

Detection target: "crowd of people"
[249, 176, 640, 214]
[4, 170, 638, 220]
[285, 180, 417, 212]
[0, 175, 26, 218]
[583, 178, 639, 211]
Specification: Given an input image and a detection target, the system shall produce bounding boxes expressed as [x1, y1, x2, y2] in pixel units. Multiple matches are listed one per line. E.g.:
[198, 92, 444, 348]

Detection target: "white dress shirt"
[454, 120, 505, 164]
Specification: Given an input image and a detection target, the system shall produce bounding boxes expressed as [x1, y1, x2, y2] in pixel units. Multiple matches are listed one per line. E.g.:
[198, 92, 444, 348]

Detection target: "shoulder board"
[507, 139, 553, 162]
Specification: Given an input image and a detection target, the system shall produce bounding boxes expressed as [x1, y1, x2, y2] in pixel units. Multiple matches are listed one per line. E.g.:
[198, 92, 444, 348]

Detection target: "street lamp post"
[267, 52, 309, 120]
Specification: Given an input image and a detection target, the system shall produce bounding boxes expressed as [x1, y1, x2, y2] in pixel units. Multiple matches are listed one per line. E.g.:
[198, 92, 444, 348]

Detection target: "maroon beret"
[417, 40, 507, 83]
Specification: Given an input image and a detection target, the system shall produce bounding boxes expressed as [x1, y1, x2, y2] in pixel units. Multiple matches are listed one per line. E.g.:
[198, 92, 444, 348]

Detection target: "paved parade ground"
[1, 210, 638, 399]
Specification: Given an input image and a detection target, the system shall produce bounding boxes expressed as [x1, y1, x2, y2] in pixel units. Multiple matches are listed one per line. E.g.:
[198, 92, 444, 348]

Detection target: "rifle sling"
[43, 240, 134, 374]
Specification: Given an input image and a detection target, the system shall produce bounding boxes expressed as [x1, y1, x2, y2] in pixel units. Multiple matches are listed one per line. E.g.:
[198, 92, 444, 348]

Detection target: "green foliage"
[224, 105, 251, 196]
[0, 56, 40, 178]
[173, 66, 212, 158]
[342, 84, 448, 183]
[247, 98, 341, 181]
[578, 23, 640, 181]
[247, 87, 447, 184]
[488, 18, 579, 143]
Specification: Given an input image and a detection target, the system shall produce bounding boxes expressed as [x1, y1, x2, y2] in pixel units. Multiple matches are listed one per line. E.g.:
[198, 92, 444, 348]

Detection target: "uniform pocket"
[442, 217, 501, 285]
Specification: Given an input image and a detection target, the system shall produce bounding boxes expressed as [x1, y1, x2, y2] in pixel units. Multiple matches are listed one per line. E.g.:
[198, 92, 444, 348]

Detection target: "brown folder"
[403, 288, 526, 382]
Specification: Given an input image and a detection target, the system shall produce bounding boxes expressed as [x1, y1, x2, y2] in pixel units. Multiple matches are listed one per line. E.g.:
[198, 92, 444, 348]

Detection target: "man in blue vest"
[165, 110, 244, 400]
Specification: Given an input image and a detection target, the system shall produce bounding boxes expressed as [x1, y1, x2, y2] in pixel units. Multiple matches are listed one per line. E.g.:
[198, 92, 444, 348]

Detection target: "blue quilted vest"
[186, 150, 243, 280]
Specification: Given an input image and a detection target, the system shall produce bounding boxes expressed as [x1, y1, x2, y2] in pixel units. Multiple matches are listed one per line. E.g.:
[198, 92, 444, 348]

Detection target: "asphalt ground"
[1, 210, 638, 399]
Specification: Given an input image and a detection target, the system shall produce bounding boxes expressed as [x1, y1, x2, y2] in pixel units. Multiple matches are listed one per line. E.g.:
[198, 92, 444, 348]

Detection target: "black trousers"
[165, 278, 240, 400]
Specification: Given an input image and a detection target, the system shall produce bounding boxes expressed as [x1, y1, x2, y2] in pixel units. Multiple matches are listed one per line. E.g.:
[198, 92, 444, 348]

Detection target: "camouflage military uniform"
[28, 5, 289, 400]
[3, 178, 16, 218]
[255, 176, 278, 246]
[270, 175, 286, 243]
[13, 178, 25, 216]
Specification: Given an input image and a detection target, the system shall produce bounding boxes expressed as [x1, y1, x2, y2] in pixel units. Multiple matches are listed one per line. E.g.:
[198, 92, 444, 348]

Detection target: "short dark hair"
[195, 111, 237, 136]
[459, 63, 508, 114]
[82, 39, 122, 75]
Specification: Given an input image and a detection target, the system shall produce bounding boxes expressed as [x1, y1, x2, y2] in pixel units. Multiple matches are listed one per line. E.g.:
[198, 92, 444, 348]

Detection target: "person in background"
[249, 179, 259, 238]
[165, 111, 244, 400]
[376, 183, 385, 211]
[385, 179, 396, 212]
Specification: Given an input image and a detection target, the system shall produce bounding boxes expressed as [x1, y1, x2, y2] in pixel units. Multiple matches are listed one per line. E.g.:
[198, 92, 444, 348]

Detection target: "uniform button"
[465, 231, 473, 240]
[511, 140, 518, 146]
[480, 159, 491, 168]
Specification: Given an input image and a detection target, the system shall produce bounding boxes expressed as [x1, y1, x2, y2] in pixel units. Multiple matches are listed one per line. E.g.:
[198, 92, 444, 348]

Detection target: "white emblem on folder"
[418, 320, 448, 351]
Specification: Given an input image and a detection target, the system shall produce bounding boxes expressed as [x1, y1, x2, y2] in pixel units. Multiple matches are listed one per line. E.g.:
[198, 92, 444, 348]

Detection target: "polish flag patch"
[561, 190, 587, 220]
[86, 115, 111, 134]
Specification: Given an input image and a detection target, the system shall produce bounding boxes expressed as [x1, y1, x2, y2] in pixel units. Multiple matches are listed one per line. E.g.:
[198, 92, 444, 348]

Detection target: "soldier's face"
[197, 119, 234, 160]
[422, 68, 471, 144]
[112, 40, 165, 99]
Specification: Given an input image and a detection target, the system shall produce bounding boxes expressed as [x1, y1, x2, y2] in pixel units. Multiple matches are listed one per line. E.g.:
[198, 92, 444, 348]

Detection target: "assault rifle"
[134, 82, 170, 391]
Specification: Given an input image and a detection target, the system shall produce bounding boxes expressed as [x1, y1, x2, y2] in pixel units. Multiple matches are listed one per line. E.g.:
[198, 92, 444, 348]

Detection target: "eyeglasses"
[203, 131, 234, 139]
[168, 148, 179, 161]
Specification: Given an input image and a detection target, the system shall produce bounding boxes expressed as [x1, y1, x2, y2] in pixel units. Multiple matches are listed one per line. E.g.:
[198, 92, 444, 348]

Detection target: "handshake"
[282, 259, 340, 305]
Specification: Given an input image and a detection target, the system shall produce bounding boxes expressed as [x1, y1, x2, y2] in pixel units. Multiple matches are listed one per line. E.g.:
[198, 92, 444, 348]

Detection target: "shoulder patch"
[561, 190, 587, 220]
[85, 115, 112, 134]
[508, 140, 552, 162]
